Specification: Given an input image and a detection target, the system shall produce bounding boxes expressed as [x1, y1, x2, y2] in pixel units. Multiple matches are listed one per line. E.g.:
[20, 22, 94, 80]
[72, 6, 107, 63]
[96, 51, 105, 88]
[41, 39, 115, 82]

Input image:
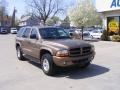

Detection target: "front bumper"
[0, 31, 8, 34]
[53, 52, 95, 67]
[92, 35, 101, 39]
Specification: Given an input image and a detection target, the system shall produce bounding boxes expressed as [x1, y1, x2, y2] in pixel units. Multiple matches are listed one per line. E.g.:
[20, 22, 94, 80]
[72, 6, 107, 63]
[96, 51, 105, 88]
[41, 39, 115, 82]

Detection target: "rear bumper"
[53, 52, 95, 67]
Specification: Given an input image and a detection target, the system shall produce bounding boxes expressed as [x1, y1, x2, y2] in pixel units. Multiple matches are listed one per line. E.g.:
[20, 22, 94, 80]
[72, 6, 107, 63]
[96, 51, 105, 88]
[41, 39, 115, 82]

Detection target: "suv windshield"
[39, 28, 70, 39]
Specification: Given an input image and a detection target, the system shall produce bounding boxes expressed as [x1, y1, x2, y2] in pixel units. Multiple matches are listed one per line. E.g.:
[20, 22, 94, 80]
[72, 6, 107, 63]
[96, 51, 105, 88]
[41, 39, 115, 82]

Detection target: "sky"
[5, 0, 26, 18]
[1, 0, 95, 19]
[3, 0, 76, 19]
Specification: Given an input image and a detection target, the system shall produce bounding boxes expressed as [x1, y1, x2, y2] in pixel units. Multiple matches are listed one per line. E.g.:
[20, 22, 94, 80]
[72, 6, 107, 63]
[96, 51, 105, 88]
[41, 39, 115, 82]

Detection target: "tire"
[41, 53, 56, 76]
[78, 62, 90, 68]
[16, 46, 24, 61]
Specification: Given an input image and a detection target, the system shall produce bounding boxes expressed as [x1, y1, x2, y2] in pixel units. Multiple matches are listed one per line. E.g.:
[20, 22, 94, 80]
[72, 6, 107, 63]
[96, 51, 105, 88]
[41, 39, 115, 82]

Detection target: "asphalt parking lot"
[0, 34, 120, 90]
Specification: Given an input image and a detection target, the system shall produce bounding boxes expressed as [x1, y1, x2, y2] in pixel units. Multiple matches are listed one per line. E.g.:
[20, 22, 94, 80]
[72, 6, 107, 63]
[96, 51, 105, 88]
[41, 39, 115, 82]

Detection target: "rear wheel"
[41, 53, 56, 76]
[16, 46, 24, 61]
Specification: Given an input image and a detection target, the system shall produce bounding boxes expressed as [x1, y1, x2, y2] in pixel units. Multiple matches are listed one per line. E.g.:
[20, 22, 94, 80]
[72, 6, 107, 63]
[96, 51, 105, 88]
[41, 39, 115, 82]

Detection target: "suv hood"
[43, 39, 91, 50]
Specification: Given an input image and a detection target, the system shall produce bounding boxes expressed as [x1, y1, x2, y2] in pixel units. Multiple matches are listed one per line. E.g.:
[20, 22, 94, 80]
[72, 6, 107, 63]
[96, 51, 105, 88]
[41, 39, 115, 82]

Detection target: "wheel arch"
[16, 43, 21, 49]
[40, 49, 53, 60]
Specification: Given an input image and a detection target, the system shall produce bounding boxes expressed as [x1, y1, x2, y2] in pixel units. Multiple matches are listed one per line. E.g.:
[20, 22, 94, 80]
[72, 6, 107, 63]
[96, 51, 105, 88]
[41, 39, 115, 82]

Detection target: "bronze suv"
[16, 26, 95, 76]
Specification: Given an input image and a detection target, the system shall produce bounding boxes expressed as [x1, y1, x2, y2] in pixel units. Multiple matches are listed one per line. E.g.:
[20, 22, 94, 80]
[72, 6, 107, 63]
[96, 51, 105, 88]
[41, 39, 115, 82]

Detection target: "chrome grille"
[69, 47, 91, 57]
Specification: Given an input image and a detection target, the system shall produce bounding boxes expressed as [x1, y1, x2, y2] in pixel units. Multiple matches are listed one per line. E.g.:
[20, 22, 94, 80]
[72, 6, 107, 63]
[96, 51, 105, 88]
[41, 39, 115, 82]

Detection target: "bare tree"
[26, 0, 64, 25]
[0, 0, 8, 26]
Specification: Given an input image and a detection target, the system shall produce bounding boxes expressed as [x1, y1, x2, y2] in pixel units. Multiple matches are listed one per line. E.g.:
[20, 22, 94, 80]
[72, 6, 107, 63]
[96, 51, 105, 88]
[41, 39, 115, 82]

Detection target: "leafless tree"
[0, 0, 8, 26]
[26, 0, 64, 25]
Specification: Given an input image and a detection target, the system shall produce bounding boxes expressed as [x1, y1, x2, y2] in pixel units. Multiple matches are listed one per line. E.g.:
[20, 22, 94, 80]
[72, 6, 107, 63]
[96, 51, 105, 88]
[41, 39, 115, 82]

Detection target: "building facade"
[96, 0, 120, 35]
[19, 15, 40, 26]
[0, 15, 11, 27]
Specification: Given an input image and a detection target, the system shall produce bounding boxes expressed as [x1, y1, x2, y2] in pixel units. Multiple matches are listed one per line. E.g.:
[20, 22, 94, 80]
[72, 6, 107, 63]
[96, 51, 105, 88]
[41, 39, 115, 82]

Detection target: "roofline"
[97, 9, 120, 13]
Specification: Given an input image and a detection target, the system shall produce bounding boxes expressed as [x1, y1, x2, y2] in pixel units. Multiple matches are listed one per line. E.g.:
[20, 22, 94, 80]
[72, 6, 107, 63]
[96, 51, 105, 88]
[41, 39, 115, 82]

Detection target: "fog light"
[63, 61, 67, 65]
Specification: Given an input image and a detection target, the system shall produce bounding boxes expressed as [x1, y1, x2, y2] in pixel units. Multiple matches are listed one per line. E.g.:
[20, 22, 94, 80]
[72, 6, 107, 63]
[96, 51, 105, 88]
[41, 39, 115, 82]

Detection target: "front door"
[29, 28, 40, 59]
[21, 28, 31, 55]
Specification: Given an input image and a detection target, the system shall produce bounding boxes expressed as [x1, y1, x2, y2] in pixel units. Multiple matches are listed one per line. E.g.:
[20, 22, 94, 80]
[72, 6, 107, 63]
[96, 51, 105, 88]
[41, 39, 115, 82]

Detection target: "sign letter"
[117, 0, 120, 6]
[111, 0, 117, 8]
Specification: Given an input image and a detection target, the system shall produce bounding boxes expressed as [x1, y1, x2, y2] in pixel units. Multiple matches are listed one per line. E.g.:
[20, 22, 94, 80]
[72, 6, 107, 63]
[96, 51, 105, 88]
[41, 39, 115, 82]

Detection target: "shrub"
[112, 35, 120, 42]
[101, 30, 109, 41]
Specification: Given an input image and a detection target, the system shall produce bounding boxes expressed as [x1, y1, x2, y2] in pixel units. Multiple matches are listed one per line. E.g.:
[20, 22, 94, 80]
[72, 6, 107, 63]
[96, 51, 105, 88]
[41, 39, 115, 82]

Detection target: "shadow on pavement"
[55, 64, 109, 79]
[28, 61, 109, 79]
[28, 61, 41, 68]
[85, 39, 100, 42]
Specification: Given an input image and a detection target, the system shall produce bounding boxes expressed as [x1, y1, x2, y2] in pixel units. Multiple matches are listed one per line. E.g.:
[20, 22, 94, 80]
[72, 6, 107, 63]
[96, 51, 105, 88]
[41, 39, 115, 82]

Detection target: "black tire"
[41, 53, 56, 76]
[78, 62, 91, 68]
[16, 46, 24, 61]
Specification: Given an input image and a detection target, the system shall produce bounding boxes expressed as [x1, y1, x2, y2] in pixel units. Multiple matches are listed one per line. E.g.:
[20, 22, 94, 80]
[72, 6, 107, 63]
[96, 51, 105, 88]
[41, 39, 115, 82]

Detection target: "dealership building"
[96, 0, 120, 35]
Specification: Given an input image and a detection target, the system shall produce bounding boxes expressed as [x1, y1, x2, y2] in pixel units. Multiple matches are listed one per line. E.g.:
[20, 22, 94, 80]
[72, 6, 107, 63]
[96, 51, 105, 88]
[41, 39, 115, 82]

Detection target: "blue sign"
[111, 0, 120, 8]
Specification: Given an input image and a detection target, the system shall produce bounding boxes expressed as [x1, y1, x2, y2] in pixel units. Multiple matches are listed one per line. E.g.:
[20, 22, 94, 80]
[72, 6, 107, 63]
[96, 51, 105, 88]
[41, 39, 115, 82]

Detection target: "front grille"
[69, 47, 91, 57]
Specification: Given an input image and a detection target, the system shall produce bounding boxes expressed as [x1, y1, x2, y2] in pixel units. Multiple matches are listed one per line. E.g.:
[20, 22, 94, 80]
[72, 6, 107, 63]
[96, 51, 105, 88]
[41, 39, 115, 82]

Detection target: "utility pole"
[11, 7, 16, 27]
[11, 0, 16, 27]
[81, 26, 84, 40]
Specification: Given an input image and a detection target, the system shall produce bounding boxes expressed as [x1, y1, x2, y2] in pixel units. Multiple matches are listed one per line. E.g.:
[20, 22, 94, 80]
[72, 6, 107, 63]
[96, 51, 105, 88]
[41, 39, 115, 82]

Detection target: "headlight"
[56, 50, 69, 57]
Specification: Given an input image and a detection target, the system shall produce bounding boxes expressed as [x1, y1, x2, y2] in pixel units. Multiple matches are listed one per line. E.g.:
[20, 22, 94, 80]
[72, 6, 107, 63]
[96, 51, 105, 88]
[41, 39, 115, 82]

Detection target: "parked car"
[83, 32, 93, 40]
[69, 29, 76, 36]
[64, 29, 70, 34]
[16, 26, 95, 76]
[11, 28, 17, 34]
[90, 30, 103, 39]
[68, 29, 82, 37]
[0, 28, 8, 34]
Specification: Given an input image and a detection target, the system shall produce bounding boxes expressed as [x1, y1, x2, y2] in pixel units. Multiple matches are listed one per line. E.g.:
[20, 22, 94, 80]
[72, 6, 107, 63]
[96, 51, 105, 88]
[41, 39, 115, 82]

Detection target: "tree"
[101, 30, 109, 41]
[0, 0, 8, 26]
[64, 16, 70, 24]
[60, 16, 70, 29]
[26, 0, 64, 25]
[68, 0, 102, 27]
[46, 16, 59, 26]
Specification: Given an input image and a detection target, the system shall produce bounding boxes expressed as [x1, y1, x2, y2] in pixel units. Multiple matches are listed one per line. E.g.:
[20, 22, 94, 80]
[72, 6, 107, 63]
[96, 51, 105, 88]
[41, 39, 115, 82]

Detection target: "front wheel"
[16, 46, 24, 61]
[41, 53, 56, 76]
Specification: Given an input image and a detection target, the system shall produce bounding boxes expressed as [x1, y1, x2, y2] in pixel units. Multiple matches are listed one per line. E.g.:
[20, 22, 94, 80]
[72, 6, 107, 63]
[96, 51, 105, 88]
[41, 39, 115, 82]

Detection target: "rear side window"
[17, 27, 25, 37]
[22, 28, 31, 38]
[30, 29, 38, 39]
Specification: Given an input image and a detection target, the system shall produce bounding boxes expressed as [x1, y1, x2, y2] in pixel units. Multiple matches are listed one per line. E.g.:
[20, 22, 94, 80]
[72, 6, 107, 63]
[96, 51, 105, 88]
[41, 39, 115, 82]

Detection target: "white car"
[90, 30, 103, 39]
[11, 28, 17, 34]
